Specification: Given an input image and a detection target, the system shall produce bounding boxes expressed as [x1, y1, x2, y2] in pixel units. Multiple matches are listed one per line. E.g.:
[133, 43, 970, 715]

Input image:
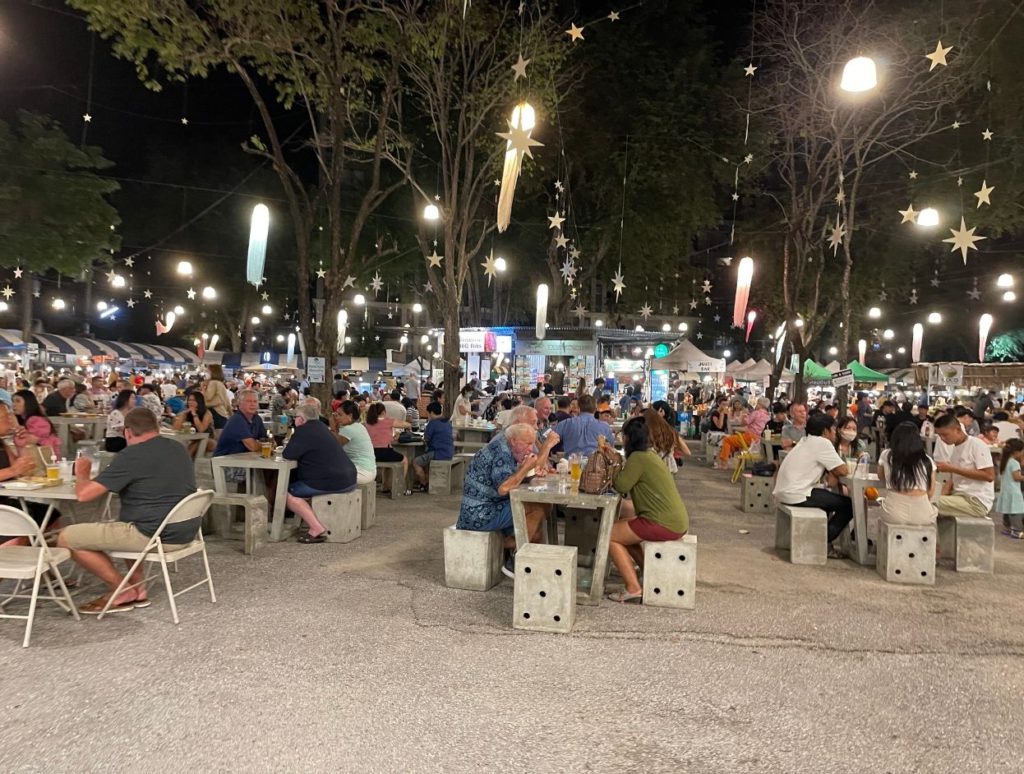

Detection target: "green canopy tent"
[803, 359, 834, 382]
[846, 360, 890, 383]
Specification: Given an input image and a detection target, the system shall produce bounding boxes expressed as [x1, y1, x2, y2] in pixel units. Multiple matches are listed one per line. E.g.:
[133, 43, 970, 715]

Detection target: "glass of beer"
[46, 464, 60, 481]
[260, 441, 272, 459]
[569, 454, 582, 484]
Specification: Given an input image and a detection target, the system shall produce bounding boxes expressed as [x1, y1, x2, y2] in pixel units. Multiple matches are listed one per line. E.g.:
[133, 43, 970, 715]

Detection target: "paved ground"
[2, 461, 1023, 773]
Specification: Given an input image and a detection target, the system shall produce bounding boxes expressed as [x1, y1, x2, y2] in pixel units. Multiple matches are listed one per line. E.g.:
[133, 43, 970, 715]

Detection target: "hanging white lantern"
[840, 56, 877, 93]
[422, 204, 440, 222]
[868, 306, 881, 319]
[927, 311, 942, 324]
[287, 332, 296, 362]
[202, 286, 217, 300]
[1003, 290, 1017, 302]
[745, 310, 757, 342]
[209, 334, 219, 351]
[246, 204, 270, 287]
[978, 314, 993, 362]
[858, 338, 867, 365]
[176, 260, 193, 276]
[912, 323, 923, 362]
[733, 256, 754, 328]
[917, 208, 940, 227]
[997, 273, 1014, 288]
[496, 102, 541, 233]
[535, 283, 548, 340]
[336, 309, 347, 353]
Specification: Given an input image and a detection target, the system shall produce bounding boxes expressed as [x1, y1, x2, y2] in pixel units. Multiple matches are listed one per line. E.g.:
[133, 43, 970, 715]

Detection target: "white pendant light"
[840, 56, 877, 93]
[917, 208, 940, 227]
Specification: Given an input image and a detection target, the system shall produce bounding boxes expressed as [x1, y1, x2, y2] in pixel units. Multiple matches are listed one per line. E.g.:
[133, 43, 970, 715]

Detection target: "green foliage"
[0, 112, 120, 275]
[987, 331, 1024, 362]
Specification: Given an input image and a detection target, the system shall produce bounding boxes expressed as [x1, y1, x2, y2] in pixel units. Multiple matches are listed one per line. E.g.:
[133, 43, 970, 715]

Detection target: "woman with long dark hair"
[597, 416, 689, 603]
[172, 390, 214, 457]
[877, 421, 936, 525]
[365, 402, 411, 495]
[104, 389, 136, 452]
[11, 389, 61, 457]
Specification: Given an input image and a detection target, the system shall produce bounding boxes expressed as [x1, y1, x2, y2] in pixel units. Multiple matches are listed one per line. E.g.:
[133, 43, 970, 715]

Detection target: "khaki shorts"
[62, 522, 186, 552]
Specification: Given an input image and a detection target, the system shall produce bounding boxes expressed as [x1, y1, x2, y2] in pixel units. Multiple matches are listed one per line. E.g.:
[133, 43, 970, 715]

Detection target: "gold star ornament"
[942, 217, 986, 263]
[925, 40, 952, 71]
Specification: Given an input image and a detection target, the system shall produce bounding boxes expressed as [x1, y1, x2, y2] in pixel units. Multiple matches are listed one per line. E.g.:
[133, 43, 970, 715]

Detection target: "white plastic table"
[210, 453, 296, 542]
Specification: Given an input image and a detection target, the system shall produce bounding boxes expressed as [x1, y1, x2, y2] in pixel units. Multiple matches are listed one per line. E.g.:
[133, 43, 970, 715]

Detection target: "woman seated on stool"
[598, 416, 689, 603]
[11, 389, 61, 458]
[365, 402, 412, 496]
[877, 422, 936, 526]
[104, 389, 136, 452]
[171, 391, 214, 458]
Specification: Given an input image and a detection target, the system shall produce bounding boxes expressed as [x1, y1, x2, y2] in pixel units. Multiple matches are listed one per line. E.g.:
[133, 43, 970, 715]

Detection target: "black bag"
[397, 431, 418, 444]
[751, 461, 776, 477]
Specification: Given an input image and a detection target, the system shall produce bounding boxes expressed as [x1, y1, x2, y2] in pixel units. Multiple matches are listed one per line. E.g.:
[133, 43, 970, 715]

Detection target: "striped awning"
[27, 333, 199, 365]
[0, 329, 26, 349]
[33, 333, 106, 359]
[220, 352, 302, 369]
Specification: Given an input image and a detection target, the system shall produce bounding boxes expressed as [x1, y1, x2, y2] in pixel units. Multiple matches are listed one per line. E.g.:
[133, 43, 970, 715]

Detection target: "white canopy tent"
[733, 358, 774, 381]
[651, 339, 726, 375]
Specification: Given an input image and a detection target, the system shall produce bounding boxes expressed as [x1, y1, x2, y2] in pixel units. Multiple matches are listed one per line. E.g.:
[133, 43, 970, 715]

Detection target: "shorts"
[374, 447, 404, 463]
[460, 500, 514, 536]
[289, 481, 355, 499]
[61, 521, 187, 552]
[355, 468, 376, 485]
[414, 451, 434, 468]
[212, 412, 228, 430]
[628, 517, 684, 542]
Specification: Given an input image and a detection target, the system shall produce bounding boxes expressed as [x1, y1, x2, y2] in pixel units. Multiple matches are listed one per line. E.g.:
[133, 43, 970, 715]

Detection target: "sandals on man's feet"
[298, 531, 329, 544]
[606, 590, 643, 604]
[80, 595, 135, 615]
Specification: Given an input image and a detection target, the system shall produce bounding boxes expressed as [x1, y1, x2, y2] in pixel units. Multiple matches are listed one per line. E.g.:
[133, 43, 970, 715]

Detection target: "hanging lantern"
[858, 338, 867, 365]
[733, 257, 754, 328]
[745, 310, 757, 342]
[208, 334, 219, 352]
[287, 332, 296, 363]
[536, 284, 548, 340]
[917, 208, 940, 227]
[336, 309, 348, 353]
[496, 102, 541, 233]
[423, 204, 440, 221]
[912, 323, 923, 362]
[979, 314, 993, 362]
[840, 56, 877, 93]
[774, 329, 786, 364]
[155, 311, 176, 336]
[246, 204, 270, 287]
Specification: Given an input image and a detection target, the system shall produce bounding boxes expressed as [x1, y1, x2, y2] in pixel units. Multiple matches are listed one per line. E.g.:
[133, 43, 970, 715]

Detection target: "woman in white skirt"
[877, 422, 937, 525]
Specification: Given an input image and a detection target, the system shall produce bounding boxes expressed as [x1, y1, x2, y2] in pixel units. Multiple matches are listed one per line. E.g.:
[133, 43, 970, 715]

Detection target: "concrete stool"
[311, 491, 361, 544]
[938, 515, 995, 573]
[563, 508, 601, 568]
[876, 522, 935, 585]
[376, 461, 405, 500]
[641, 534, 697, 609]
[740, 474, 773, 513]
[443, 525, 503, 591]
[513, 544, 577, 634]
[358, 481, 376, 530]
[775, 505, 827, 565]
[428, 458, 466, 495]
[195, 457, 216, 492]
[210, 493, 268, 556]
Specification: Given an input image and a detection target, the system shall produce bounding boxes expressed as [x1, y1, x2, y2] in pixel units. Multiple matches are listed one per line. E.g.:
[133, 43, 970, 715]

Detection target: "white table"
[509, 479, 621, 606]
[210, 453, 296, 542]
[50, 415, 107, 458]
[838, 472, 884, 566]
[0, 480, 115, 540]
[161, 430, 210, 458]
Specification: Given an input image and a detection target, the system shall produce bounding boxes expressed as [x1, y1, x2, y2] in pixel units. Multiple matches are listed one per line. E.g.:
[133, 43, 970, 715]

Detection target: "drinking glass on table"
[46, 463, 60, 481]
[569, 453, 582, 484]
[260, 440, 273, 459]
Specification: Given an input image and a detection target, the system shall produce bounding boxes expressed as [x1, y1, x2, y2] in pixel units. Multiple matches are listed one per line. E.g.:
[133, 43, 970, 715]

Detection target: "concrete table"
[509, 479, 621, 606]
[392, 441, 424, 492]
[210, 453, 296, 542]
[455, 424, 497, 446]
[50, 415, 107, 458]
[839, 471, 885, 566]
[161, 430, 210, 458]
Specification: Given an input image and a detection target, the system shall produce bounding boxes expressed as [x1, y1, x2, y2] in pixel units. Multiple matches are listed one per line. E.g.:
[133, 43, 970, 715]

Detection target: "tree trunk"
[442, 296, 460, 417]
[20, 272, 33, 343]
[81, 267, 93, 336]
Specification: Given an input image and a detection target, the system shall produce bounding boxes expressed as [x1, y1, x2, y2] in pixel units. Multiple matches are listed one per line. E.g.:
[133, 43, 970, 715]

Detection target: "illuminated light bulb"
[202, 286, 217, 300]
[723, 349, 732, 358]
[678, 322, 688, 332]
[276, 334, 284, 343]
[883, 329, 894, 340]
[997, 273, 1014, 288]
[353, 295, 365, 307]
[661, 323, 671, 332]
[595, 319, 604, 327]
[917, 208, 940, 227]
[829, 346, 838, 355]
[495, 257, 507, 272]
[422, 204, 440, 221]
[97, 301, 108, 311]
[412, 302, 423, 314]
[840, 56, 878, 93]
[261, 304, 272, 315]
[927, 312, 942, 324]
[173, 305, 185, 316]
[868, 306, 881, 319]
[177, 260, 193, 275]
[112, 275, 126, 289]
[1003, 290, 1016, 302]
[251, 316, 261, 325]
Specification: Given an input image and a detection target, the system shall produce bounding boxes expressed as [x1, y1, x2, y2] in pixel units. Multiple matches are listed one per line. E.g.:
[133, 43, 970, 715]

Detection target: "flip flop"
[80, 596, 134, 615]
[132, 598, 152, 609]
[606, 590, 643, 604]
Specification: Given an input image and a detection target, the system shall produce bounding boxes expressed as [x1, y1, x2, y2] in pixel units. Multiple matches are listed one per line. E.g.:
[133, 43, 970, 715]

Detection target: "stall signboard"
[517, 338, 593, 357]
[651, 370, 670, 402]
[456, 330, 514, 353]
[307, 356, 326, 383]
[832, 368, 855, 389]
[929, 363, 964, 387]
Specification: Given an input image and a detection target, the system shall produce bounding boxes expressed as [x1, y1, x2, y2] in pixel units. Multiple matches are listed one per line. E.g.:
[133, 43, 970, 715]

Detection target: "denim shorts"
[289, 481, 354, 499]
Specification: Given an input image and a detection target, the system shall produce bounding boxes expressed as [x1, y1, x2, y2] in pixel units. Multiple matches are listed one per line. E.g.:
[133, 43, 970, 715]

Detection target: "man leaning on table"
[214, 388, 279, 513]
[932, 413, 995, 518]
[57, 408, 198, 615]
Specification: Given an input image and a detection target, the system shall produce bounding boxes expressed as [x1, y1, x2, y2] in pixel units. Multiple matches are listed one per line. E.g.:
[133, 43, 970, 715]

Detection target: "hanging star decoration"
[909, 289, 919, 305]
[105, 269, 117, 283]
[144, 290, 152, 299]
[744, 63, 757, 77]
[423, 282, 433, 294]
[879, 287, 888, 302]
[181, 117, 189, 126]
[974, 180, 994, 207]
[828, 215, 846, 255]
[498, 123, 543, 162]
[672, 305, 679, 315]
[689, 298, 698, 310]
[573, 304, 588, 319]
[0, 286, 13, 300]
[930, 272, 940, 288]
[967, 281, 982, 301]
[611, 266, 626, 300]
[743, 153, 754, 164]
[951, 120, 961, 129]
[908, 170, 919, 180]
[696, 332, 703, 340]
[957, 176, 964, 187]
[371, 272, 384, 295]
[554, 180, 564, 193]
[701, 279, 712, 294]
[982, 128, 993, 141]
[511, 54, 530, 81]
[342, 275, 356, 290]
[835, 188, 846, 205]
[899, 204, 919, 224]
[261, 291, 269, 301]
[427, 250, 443, 268]
[316, 267, 327, 279]
[569, 246, 581, 260]
[548, 212, 565, 230]
[124, 257, 134, 268]
[942, 217, 986, 263]
[925, 40, 953, 70]
[555, 234, 569, 249]
[481, 251, 499, 286]
[639, 304, 653, 320]
[126, 298, 135, 308]
[560, 258, 577, 283]
[565, 23, 584, 43]
[83, 113, 92, 123]
[731, 192, 739, 202]
[32, 289, 39, 298]
[704, 296, 712, 306]
[608, 10, 620, 21]
[186, 287, 196, 300]
[12, 267, 22, 279]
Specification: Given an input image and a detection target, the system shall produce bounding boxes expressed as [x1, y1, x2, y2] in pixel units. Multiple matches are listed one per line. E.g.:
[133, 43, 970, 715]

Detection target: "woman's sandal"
[298, 531, 329, 544]
[606, 589, 643, 604]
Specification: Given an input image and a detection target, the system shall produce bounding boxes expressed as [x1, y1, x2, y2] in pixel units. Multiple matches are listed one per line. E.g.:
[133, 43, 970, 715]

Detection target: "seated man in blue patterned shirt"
[456, 423, 551, 577]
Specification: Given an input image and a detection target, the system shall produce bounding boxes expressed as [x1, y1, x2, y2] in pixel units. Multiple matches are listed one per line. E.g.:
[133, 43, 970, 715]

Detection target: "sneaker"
[1010, 529, 1024, 540]
[501, 550, 516, 579]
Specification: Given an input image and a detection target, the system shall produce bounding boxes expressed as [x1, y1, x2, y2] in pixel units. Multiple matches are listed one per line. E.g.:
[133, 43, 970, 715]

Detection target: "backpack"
[581, 449, 623, 494]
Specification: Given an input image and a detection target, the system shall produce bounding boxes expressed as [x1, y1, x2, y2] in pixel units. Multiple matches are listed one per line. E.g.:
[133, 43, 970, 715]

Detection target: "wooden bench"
[775, 505, 827, 565]
[429, 458, 466, 495]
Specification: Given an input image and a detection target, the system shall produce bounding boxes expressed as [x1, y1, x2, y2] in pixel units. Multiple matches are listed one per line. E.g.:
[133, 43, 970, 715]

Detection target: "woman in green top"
[600, 416, 689, 603]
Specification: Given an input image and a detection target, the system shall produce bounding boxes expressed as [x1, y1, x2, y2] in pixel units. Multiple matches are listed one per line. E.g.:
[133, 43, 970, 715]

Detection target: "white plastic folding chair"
[99, 489, 216, 624]
[0, 505, 80, 647]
